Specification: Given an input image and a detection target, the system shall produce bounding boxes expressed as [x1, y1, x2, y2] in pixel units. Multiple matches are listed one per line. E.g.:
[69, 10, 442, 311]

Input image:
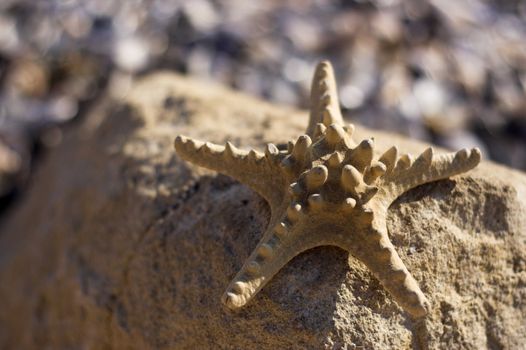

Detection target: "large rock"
[0, 73, 525, 349]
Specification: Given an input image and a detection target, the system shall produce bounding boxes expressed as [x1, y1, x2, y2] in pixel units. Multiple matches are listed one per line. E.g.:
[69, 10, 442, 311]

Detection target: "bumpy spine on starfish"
[279, 135, 313, 179]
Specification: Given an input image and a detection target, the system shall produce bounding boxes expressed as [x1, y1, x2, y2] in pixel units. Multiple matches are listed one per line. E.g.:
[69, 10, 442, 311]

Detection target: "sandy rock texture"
[0, 73, 525, 349]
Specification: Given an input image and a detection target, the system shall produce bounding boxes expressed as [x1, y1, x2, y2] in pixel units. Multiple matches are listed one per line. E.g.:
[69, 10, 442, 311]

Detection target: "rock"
[0, 73, 525, 349]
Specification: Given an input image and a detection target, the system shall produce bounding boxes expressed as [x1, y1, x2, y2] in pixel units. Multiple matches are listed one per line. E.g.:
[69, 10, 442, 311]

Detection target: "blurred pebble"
[47, 95, 78, 122]
[0, 141, 21, 175]
[412, 79, 448, 119]
[181, 0, 219, 33]
[113, 36, 149, 72]
[284, 16, 323, 52]
[283, 57, 310, 84]
[0, 14, 19, 55]
[6, 59, 49, 98]
[372, 12, 403, 44]
[340, 85, 365, 110]
[452, 49, 486, 94]
[60, 9, 92, 39]
[0, 134, 27, 197]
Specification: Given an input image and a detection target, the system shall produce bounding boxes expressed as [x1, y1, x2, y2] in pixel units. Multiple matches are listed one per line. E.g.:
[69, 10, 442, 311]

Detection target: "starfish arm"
[343, 230, 430, 318]
[222, 228, 308, 309]
[377, 147, 481, 204]
[222, 213, 316, 309]
[306, 61, 345, 137]
[174, 135, 285, 205]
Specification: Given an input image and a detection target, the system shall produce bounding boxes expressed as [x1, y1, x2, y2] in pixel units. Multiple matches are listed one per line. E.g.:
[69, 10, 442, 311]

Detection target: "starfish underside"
[174, 61, 481, 318]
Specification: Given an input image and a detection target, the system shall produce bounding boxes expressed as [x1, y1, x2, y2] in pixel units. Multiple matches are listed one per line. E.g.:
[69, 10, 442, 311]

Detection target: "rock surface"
[0, 73, 525, 349]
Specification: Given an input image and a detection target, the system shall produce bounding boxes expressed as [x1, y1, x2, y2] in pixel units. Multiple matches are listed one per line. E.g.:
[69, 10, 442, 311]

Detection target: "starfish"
[174, 61, 481, 318]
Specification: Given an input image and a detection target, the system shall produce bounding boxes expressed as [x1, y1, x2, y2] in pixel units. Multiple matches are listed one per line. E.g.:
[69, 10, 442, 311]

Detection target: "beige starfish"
[174, 61, 481, 318]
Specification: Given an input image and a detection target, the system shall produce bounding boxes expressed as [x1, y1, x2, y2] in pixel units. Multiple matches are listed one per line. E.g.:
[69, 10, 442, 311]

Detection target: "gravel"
[1, 0, 526, 208]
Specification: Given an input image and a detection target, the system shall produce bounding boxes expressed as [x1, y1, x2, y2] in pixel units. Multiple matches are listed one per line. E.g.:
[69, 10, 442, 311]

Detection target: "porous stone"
[0, 72, 525, 349]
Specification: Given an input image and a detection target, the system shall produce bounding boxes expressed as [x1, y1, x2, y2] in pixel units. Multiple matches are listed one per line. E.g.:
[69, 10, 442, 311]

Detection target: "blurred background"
[1, 0, 526, 213]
